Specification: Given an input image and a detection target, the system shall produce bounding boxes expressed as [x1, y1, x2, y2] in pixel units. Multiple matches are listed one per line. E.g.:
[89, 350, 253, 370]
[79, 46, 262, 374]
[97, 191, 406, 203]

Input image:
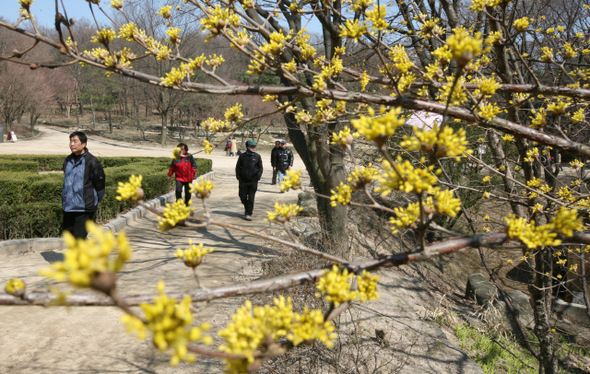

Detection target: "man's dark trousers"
[239, 181, 257, 215]
[272, 169, 278, 184]
[63, 211, 96, 239]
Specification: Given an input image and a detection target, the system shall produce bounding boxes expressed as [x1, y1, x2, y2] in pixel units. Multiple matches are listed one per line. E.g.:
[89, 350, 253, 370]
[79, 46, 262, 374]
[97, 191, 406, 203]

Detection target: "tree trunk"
[108, 109, 112, 134]
[161, 112, 168, 146]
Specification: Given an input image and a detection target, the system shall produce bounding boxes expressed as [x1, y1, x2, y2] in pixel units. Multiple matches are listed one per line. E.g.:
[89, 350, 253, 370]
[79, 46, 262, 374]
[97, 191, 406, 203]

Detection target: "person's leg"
[245, 182, 257, 216]
[238, 182, 248, 214]
[183, 182, 191, 206]
[272, 169, 277, 184]
[175, 180, 183, 201]
[65, 211, 95, 239]
[62, 211, 75, 236]
[277, 170, 286, 192]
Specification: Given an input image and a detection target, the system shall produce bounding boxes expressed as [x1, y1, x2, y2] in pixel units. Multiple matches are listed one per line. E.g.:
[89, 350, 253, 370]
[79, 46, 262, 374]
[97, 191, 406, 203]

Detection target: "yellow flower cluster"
[39, 221, 131, 288]
[330, 183, 353, 207]
[366, 5, 389, 31]
[200, 5, 241, 41]
[162, 67, 186, 86]
[91, 28, 117, 45]
[203, 140, 213, 155]
[260, 30, 290, 56]
[280, 169, 302, 191]
[351, 106, 406, 143]
[266, 203, 303, 223]
[347, 164, 380, 190]
[224, 103, 244, 122]
[219, 296, 337, 372]
[120, 281, 212, 366]
[339, 19, 368, 42]
[505, 207, 583, 249]
[330, 127, 358, 148]
[171, 147, 182, 159]
[5, 278, 26, 296]
[478, 103, 503, 120]
[390, 202, 421, 233]
[166, 27, 181, 45]
[401, 124, 471, 160]
[175, 240, 214, 268]
[316, 265, 380, 305]
[116, 174, 143, 202]
[376, 158, 438, 195]
[157, 200, 194, 231]
[433, 188, 461, 217]
[202, 117, 232, 132]
[446, 27, 482, 66]
[191, 177, 214, 199]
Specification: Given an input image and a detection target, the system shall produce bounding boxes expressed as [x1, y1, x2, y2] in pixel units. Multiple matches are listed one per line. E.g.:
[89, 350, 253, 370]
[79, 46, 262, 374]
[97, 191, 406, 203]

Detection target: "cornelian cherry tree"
[3, 0, 590, 372]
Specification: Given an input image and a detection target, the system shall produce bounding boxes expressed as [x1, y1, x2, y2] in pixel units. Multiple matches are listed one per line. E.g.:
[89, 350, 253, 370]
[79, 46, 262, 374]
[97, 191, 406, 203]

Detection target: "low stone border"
[0, 170, 216, 256]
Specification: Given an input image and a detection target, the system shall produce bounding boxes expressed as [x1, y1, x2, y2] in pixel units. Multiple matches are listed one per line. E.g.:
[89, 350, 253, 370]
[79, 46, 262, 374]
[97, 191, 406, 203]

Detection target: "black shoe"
[245, 215, 252, 221]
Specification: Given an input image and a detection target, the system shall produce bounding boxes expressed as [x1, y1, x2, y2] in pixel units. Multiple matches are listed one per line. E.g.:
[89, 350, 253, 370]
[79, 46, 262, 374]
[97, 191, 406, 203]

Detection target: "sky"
[4, 0, 109, 27]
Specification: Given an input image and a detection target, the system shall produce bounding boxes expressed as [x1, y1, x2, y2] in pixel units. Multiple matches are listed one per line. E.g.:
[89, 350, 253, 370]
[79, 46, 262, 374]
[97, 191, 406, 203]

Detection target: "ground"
[0, 125, 485, 373]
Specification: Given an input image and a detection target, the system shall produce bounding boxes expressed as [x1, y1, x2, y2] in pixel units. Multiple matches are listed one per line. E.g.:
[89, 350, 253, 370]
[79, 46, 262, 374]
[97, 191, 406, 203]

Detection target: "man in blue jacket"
[62, 131, 105, 238]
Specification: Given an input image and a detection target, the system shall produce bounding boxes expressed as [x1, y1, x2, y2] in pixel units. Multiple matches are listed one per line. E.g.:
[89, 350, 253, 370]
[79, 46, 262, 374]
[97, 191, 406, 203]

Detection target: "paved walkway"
[0, 126, 306, 373]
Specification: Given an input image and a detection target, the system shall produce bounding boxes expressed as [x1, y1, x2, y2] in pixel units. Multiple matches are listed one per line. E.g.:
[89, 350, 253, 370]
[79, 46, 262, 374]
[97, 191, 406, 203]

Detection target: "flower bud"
[90, 271, 117, 294]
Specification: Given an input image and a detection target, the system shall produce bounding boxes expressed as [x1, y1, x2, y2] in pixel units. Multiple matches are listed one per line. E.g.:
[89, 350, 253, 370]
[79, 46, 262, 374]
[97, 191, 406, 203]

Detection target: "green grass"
[454, 324, 537, 374]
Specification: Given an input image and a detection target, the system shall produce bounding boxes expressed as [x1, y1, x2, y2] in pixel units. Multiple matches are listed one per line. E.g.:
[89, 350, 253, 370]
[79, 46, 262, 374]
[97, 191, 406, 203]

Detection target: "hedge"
[0, 155, 212, 239]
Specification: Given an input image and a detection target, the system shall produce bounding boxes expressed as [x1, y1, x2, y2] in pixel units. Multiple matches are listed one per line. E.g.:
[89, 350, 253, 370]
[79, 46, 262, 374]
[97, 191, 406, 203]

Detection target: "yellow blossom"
[401, 124, 472, 160]
[330, 183, 353, 207]
[120, 281, 212, 366]
[280, 169, 302, 191]
[347, 164, 380, 190]
[203, 140, 213, 155]
[316, 265, 357, 306]
[190, 177, 214, 199]
[175, 240, 214, 268]
[5, 278, 26, 296]
[351, 106, 406, 144]
[116, 174, 143, 202]
[157, 200, 194, 231]
[331, 127, 358, 148]
[266, 203, 303, 222]
[377, 158, 438, 195]
[39, 222, 131, 289]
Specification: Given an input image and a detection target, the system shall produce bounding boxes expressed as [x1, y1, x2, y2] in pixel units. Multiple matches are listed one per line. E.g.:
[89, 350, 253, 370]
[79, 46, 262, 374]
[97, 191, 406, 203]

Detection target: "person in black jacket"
[62, 131, 106, 238]
[270, 140, 280, 185]
[235, 140, 263, 221]
[272, 139, 294, 192]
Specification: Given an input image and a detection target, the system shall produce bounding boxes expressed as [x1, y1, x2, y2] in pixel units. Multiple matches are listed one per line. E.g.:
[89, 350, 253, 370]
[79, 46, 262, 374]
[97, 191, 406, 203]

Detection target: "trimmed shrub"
[0, 155, 212, 239]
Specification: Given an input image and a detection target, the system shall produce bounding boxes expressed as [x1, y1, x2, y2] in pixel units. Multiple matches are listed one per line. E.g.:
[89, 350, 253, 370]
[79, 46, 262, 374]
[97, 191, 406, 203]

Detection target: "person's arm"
[91, 159, 106, 203]
[191, 156, 197, 178]
[235, 154, 242, 180]
[289, 149, 294, 168]
[256, 154, 264, 181]
[168, 160, 175, 181]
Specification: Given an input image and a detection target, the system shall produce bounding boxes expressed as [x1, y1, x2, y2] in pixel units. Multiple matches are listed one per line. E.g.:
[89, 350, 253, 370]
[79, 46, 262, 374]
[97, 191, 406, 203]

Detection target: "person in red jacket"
[168, 143, 197, 205]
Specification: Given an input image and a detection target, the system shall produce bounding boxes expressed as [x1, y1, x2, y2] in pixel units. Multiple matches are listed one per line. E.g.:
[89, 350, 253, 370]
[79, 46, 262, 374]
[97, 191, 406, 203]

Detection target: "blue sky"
[4, 0, 109, 27]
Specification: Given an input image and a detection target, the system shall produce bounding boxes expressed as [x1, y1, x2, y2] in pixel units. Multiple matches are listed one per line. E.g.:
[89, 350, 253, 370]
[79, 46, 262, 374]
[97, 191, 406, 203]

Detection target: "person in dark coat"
[270, 140, 280, 185]
[168, 142, 197, 205]
[235, 140, 263, 221]
[272, 139, 294, 192]
[62, 131, 105, 239]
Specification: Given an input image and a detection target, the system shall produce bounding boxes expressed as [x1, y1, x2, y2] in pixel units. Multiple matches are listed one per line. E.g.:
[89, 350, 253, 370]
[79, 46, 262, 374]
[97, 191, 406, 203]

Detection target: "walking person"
[230, 137, 238, 157]
[272, 139, 294, 192]
[62, 131, 106, 239]
[235, 140, 263, 221]
[168, 142, 197, 206]
[270, 140, 280, 185]
[225, 136, 232, 156]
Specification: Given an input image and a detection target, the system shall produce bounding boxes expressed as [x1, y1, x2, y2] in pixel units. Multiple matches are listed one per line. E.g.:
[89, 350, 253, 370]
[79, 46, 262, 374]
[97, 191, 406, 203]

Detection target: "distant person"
[168, 142, 197, 206]
[62, 131, 105, 239]
[235, 140, 263, 221]
[231, 137, 238, 157]
[270, 140, 280, 185]
[273, 139, 294, 192]
[225, 136, 232, 157]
